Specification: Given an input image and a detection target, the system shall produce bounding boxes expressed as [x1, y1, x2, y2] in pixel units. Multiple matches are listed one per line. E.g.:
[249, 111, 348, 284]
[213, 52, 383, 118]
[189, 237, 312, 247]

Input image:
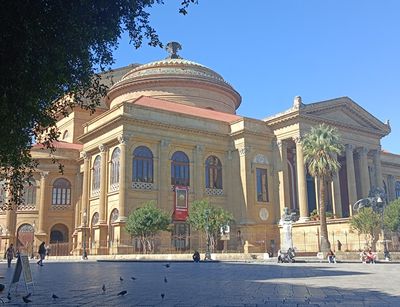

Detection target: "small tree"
[384, 199, 400, 233]
[125, 201, 171, 254]
[187, 199, 233, 252]
[350, 207, 381, 250]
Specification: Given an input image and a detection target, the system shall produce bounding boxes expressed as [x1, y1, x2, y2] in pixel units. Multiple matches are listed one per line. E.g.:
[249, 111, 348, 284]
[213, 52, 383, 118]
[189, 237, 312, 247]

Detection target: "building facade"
[1, 43, 400, 256]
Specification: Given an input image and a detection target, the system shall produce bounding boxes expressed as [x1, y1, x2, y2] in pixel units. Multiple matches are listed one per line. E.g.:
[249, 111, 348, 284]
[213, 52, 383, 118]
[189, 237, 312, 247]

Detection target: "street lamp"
[377, 196, 390, 261]
[31, 221, 36, 259]
[204, 209, 211, 261]
[82, 210, 88, 260]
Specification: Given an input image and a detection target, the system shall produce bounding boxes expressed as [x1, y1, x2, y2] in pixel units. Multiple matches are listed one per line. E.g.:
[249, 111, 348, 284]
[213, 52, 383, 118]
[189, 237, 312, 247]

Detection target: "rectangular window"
[256, 168, 269, 202]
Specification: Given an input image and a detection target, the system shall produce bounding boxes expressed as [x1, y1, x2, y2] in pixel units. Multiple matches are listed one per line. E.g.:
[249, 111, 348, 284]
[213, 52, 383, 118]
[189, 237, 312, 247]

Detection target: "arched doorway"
[17, 224, 34, 256]
[49, 224, 69, 256]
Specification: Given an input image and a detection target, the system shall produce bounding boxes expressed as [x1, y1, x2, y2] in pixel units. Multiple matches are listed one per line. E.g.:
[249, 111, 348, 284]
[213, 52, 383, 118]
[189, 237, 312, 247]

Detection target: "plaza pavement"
[0, 258, 399, 306]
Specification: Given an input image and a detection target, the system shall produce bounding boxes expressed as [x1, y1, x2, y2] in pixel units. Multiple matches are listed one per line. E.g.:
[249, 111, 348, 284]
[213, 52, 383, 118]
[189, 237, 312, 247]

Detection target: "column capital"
[276, 139, 286, 149]
[160, 139, 170, 148]
[195, 144, 205, 152]
[80, 151, 90, 160]
[40, 171, 49, 179]
[117, 135, 127, 145]
[99, 144, 107, 153]
[345, 144, 354, 151]
[238, 146, 251, 156]
[293, 135, 303, 144]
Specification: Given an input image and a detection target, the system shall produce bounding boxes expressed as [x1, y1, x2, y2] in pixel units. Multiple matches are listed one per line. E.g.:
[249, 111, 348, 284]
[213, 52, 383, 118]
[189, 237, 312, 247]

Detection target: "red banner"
[173, 186, 188, 221]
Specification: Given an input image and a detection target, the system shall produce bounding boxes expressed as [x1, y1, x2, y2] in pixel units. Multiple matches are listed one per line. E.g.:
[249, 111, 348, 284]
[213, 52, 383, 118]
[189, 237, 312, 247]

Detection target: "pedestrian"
[327, 249, 336, 263]
[46, 244, 51, 259]
[37, 241, 46, 266]
[192, 250, 200, 262]
[5, 244, 15, 268]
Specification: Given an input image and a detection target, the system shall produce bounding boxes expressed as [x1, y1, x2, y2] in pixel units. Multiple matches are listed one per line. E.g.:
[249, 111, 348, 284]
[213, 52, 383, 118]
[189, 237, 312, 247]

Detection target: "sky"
[111, 0, 399, 154]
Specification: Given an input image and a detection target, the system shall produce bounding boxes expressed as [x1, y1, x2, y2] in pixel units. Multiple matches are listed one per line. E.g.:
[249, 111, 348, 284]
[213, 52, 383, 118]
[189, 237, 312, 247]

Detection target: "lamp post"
[204, 209, 211, 261]
[377, 196, 390, 261]
[31, 221, 36, 259]
[82, 210, 88, 260]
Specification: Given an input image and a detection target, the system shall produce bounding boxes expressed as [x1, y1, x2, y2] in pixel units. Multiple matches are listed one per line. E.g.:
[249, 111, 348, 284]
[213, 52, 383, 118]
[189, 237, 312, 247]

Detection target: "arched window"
[205, 156, 222, 189]
[92, 155, 101, 193]
[171, 151, 190, 186]
[132, 146, 153, 183]
[110, 148, 120, 189]
[23, 180, 36, 205]
[52, 178, 71, 205]
[396, 181, 400, 199]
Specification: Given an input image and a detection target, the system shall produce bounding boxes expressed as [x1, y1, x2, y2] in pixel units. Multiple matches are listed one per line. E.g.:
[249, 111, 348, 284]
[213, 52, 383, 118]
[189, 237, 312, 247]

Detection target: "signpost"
[9, 254, 34, 295]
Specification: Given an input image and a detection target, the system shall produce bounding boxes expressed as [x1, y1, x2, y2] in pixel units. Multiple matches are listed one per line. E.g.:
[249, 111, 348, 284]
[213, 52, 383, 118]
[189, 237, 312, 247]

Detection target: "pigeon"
[161, 293, 165, 300]
[0, 284, 5, 293]
[117, 290, 127, 296]
[119, 276, 124, 282]
[7, 292, 11, 301]
[52, 294, 59, 299]
[164, 263, 170, 268]
[23, 296, 32, 303]
[164, 276, 168, 283]
[131, 277, 136, 281]
[102, 284, 106, 294]
[24, 293, 32, 299]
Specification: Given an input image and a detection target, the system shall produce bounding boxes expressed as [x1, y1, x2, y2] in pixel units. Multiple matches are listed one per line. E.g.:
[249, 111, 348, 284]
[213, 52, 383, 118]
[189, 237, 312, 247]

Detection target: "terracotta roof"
[33, 141, 82, 150]
[130, 96, 242, 123]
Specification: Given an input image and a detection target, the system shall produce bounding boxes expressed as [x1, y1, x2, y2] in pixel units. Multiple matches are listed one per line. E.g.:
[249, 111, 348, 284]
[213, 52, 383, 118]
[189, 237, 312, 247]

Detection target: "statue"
[279, 207, 297, 251]
[352, 187, 386, 213]
[165, 41, 182, 59]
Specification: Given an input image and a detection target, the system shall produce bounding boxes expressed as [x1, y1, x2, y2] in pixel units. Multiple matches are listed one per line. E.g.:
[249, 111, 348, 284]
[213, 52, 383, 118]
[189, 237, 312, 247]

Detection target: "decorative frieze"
[51, 204, 72, 211]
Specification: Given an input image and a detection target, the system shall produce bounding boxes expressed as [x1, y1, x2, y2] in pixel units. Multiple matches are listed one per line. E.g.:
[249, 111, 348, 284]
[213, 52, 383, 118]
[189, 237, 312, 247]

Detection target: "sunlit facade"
[1, 43, 399, 256]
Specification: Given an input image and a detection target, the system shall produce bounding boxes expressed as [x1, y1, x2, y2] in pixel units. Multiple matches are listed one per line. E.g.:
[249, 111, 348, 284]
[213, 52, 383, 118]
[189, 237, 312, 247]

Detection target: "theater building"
[1, 43, 400, 256]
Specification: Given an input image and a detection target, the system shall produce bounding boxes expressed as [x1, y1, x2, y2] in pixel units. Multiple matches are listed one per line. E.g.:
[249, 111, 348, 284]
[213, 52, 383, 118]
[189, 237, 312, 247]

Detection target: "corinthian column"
[373, 148, 383, 190]
[295, 137, 309, 221]
[38, 171, 49, 234]
[277, 140, 290, 215]
[345, 145, 357, 214]
[118, 136, 127, 222]
[98, 144, 108, 224]
[358, 147, 370, 198]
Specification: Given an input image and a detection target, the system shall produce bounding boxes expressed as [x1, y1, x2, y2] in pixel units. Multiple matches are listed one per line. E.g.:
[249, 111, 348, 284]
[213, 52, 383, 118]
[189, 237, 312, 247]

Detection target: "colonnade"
[278, 138, 384, 221]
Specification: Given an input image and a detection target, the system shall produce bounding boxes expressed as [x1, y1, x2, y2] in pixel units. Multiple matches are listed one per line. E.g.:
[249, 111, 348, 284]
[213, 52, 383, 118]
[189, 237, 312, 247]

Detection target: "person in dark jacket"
[37, 242, 46, 266]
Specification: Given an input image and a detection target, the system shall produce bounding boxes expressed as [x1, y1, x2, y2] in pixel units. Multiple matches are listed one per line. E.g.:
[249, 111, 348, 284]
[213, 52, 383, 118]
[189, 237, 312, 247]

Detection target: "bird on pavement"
[164, 276, 168, 283]
[131, 277, 136, 281]
[117, 290, 127, 296]
[7, 292, 11, 301]
[52, 294, 59, 300]
[161, 293, 165, 300]
[164, 263, 170, 268]
[119, 276, 124, 282]
[102, 284, 106, 294]
[22, 296, 32, 303]
[0, 284, 5, 293]
[24, 293, 32, 299]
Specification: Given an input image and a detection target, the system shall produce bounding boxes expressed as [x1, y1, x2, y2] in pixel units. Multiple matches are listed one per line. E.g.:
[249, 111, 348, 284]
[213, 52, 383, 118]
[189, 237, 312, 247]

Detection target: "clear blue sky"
[112, 1, 399, 154]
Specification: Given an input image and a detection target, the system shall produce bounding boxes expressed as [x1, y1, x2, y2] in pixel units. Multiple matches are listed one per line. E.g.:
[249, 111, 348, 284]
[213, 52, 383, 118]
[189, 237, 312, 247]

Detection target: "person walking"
[37, 241, 46, 266]
[5, 244, 15, 268]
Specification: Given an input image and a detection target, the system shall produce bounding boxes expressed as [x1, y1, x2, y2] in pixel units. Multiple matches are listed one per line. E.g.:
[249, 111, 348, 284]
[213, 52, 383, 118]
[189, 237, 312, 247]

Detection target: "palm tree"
[301, 124, 344, 252]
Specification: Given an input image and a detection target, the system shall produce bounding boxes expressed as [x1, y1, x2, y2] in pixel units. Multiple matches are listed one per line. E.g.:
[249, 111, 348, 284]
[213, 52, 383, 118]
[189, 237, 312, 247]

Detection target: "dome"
[107, 42, 241, 114]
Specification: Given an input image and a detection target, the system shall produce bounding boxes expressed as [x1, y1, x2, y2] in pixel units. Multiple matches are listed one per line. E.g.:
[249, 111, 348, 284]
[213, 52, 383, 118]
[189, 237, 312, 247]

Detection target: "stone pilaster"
[193, 144, 205, 200]
[98, 144, 108, 224]
[158, 139, 170, 210]
[118, 136, 127, 222]
[295, 137, 309, 221]
[37, 171, 49, 234]
[81, 152, 90, 226]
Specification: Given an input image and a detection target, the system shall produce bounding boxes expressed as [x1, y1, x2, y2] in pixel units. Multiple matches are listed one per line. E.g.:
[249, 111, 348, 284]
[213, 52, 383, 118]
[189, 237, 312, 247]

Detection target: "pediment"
[302, 97, 390, 136]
